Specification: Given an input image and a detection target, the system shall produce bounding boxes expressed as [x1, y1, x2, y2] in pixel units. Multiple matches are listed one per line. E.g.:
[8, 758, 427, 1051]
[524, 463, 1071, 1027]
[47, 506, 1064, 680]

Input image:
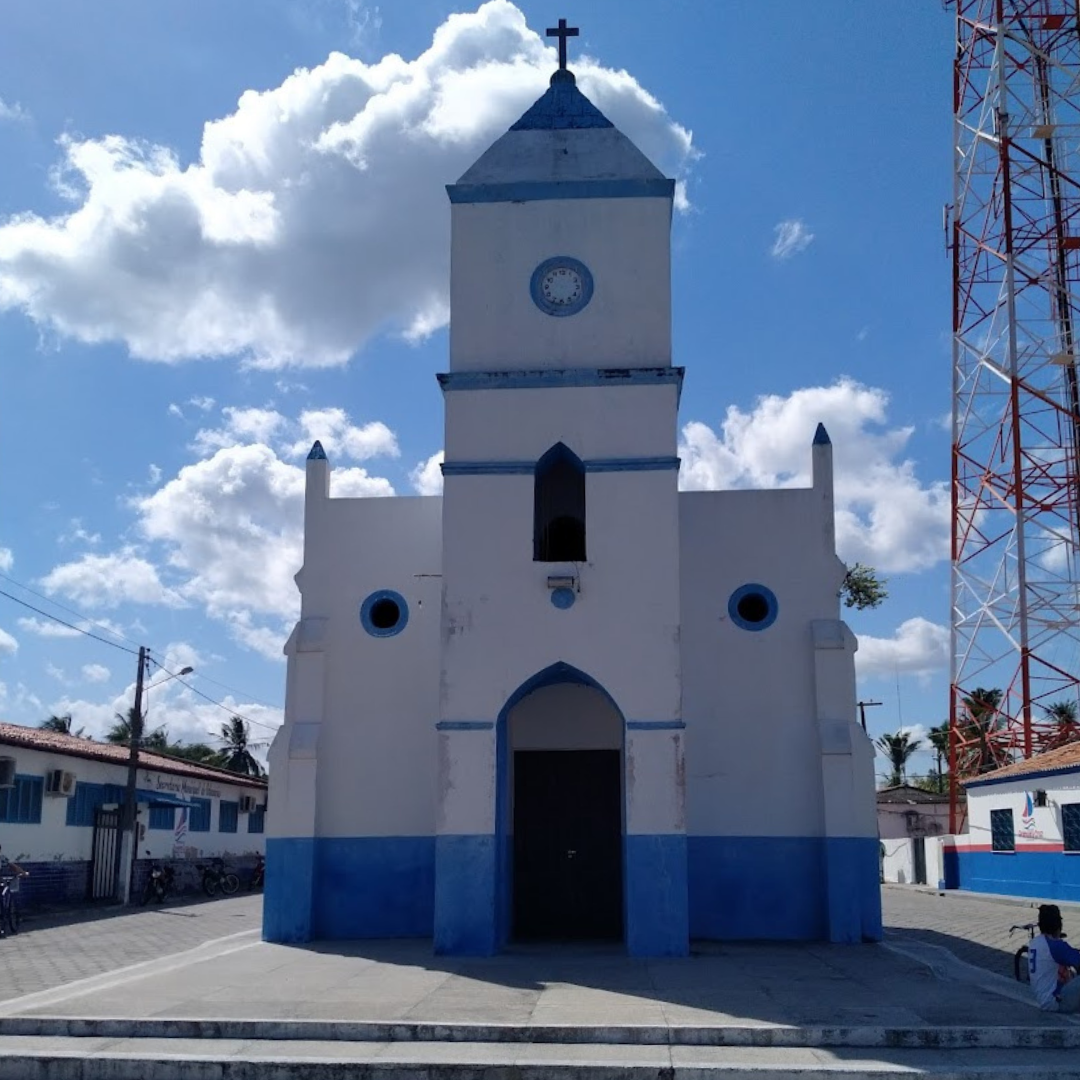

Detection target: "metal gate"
[912, 837, 927, 887]
[89, 806, 121, 900]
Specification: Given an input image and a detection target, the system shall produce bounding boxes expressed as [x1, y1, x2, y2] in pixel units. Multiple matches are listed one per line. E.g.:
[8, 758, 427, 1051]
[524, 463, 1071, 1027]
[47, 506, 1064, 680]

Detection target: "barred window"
[0, 775, 43, 824]
[1064, 804, 1080, 852]
[248, 806, 265, 834]
[148, 805, 174, 831]
[990, 808, 1015, 852]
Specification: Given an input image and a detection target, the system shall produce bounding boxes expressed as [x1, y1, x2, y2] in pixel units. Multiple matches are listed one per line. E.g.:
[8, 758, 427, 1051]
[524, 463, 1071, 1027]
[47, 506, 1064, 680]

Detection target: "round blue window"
[360, 590, 409, 638]
[728, 583, 778, 632]
[530, 256, 594, 317]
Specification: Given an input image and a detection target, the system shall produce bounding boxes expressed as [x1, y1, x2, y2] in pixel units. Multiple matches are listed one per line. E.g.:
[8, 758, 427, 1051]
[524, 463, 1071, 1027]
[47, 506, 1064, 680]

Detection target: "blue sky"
[0, 2, 953, 777]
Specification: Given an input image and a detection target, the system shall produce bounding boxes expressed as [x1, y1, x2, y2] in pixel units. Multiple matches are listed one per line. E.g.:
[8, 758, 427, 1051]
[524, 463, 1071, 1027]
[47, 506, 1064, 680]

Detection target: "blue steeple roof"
[510, 70, 613, 132]
[307, 440, 327, 461]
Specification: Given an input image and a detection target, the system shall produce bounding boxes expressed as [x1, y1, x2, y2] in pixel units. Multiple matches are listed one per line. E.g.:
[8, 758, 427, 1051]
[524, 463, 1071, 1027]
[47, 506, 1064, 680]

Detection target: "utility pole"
[857, 699, 882, 734]
[118, 645, 147, 904]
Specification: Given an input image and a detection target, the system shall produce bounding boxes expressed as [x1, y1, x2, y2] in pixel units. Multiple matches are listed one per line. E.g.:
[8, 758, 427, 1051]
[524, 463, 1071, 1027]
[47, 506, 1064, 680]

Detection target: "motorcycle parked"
[199, 857, 239, 898]
[139, 852, 175, 905]
[249, 853, 265, 891]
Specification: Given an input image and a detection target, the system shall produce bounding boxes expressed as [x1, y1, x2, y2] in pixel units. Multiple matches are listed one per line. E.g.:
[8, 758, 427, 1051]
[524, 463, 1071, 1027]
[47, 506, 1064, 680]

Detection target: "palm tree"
[1041, 699, 1080, 751]
[956, 687, 1009, 775]
[107, 706, 169, 752]
[39, 713, 85, 737]
[875, 730, 923, 787]
[166, 742, 224, 766]
[216, 717, 266, 778]
[927, 721, 951, 794]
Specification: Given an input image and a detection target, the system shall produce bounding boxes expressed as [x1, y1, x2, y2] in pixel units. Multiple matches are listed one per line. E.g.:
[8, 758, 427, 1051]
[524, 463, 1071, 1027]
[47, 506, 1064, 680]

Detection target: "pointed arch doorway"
[496, 663, 624, 943]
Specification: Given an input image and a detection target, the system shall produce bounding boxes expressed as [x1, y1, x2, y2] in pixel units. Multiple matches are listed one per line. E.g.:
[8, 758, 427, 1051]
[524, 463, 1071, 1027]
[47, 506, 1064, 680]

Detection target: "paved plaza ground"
[0, 886, 1079, 1076]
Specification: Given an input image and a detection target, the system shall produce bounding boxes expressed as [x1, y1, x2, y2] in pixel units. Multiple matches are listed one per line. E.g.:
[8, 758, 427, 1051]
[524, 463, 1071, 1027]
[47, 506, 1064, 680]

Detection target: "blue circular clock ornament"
[530, 256, 594, 317]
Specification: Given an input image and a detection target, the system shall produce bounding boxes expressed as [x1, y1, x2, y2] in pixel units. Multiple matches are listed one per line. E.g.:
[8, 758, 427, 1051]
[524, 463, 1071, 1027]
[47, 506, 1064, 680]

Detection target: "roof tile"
[0, 722, 267, 788]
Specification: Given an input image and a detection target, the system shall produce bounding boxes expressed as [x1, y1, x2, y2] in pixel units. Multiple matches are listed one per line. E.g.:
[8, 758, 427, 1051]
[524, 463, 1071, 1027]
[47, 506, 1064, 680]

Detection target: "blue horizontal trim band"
[435, 721, 494, 731]
[588, 457, 679, 473]
[442, 456, 679, 477]
[446, 178, 676, 204]
[438, 367, 684, 393]
[626, 720, 686, 731]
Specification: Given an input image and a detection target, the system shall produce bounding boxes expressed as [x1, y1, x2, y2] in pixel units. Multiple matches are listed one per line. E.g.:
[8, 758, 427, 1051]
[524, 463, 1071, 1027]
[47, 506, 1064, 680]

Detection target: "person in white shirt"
[1029, 904, 1080, 1011]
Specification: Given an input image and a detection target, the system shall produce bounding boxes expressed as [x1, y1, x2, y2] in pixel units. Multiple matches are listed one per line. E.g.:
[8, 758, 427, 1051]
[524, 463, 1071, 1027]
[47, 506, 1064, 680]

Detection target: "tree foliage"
[39, 713, 85, 737]
[216, 716, 266, 778]
[875, 730, 923, 787]
[840, 563, 888, 610]
[106, 706, 169, 752]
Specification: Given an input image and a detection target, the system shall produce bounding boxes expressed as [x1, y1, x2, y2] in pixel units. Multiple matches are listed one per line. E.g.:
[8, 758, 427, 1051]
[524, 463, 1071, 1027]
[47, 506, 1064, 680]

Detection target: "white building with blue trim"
[265, 44, 882, 956]
[946, 743, 1080, 899]
[0, 722, 266, 907]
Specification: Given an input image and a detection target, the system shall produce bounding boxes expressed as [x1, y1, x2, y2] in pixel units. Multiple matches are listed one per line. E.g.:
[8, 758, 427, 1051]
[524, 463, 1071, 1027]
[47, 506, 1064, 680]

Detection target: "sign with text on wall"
[141, 770, 224, 801]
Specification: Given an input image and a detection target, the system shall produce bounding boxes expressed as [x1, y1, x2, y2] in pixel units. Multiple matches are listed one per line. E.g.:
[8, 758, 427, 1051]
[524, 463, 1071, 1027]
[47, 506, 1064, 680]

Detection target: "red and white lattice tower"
[951, 0, 1080, 830]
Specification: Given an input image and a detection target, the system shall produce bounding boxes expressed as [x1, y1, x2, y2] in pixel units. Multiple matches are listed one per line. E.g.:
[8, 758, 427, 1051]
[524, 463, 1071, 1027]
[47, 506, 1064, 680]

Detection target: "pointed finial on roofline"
[813, 423, 831, 446]
[307, 440, 328, 461]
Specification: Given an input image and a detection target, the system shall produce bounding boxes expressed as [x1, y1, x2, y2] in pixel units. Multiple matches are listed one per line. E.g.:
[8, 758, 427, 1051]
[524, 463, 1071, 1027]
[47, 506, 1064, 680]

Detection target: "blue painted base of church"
[687, 836, 882, 943]
[264, 833, 881, 949]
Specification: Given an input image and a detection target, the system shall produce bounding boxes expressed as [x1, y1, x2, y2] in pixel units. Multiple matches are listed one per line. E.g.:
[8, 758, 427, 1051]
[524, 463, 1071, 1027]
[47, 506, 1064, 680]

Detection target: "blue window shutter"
[218, 801, 238, 834]
[190, 797, 211, 832]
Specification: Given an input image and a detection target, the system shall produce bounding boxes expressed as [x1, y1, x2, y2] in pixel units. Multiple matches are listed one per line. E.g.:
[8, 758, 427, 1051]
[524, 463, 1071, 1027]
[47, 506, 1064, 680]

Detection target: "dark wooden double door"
[512, 749, 623, 941]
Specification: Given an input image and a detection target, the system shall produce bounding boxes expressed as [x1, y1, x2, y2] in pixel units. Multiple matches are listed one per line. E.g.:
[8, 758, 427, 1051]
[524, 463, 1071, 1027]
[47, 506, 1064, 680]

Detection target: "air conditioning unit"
[0, 758, 15, 789]
[46, 769, 76, 797]
[239, 795, 257, 814]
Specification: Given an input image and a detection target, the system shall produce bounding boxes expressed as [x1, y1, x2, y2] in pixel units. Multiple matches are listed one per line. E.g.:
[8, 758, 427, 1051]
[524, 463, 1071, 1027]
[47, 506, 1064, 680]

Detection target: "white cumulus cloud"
[0, 1, 695, 369]
[770, 219, 814, 260]
[40, 549, 186, 609]
[0, 547, 13, 571]
[134, 441, 393, 654]
[0, 627, 18, 655]
[678, 379, 950, 574]
[856, 617, 950, 680]
[410, 450, 444, 495]
[289, 409, 398, 461]
[81, 663, 110, 683]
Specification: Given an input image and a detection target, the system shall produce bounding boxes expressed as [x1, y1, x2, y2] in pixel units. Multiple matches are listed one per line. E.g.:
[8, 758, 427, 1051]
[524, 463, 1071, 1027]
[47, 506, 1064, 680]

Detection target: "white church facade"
[264, 28, 882, 957]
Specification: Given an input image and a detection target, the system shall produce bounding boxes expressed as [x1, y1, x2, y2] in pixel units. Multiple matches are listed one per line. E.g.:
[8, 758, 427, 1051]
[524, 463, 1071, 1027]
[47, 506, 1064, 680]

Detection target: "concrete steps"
[2, 1016, 1080, 1049]
[0, 1036, 1079, 1079]
[3, 1023, 1080, 1078]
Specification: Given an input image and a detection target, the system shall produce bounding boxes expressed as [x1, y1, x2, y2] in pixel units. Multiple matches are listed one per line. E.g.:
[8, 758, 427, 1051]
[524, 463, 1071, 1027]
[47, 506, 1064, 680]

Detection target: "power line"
[0, 579, 283, 732]
[150, 658, 280, 733]
[183, 671, 282, 713]
[0, 572, 141, 650]
[0, 589, 140, 655]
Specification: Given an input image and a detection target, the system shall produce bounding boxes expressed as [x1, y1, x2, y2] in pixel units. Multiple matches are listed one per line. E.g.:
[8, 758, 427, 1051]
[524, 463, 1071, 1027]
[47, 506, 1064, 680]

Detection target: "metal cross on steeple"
[546, 18, 579, 71]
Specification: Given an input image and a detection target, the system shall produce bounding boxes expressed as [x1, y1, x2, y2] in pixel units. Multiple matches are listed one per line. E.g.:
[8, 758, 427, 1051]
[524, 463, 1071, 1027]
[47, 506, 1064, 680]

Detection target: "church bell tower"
[434, 21, 689, 958]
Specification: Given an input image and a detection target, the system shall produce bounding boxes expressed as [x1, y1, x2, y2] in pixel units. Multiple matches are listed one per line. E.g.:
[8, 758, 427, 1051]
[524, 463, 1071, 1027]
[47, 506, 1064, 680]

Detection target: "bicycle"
[1011, 921, 1070, 981]
[198, 858, 239, 898]
[0, 873, 26, 936]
